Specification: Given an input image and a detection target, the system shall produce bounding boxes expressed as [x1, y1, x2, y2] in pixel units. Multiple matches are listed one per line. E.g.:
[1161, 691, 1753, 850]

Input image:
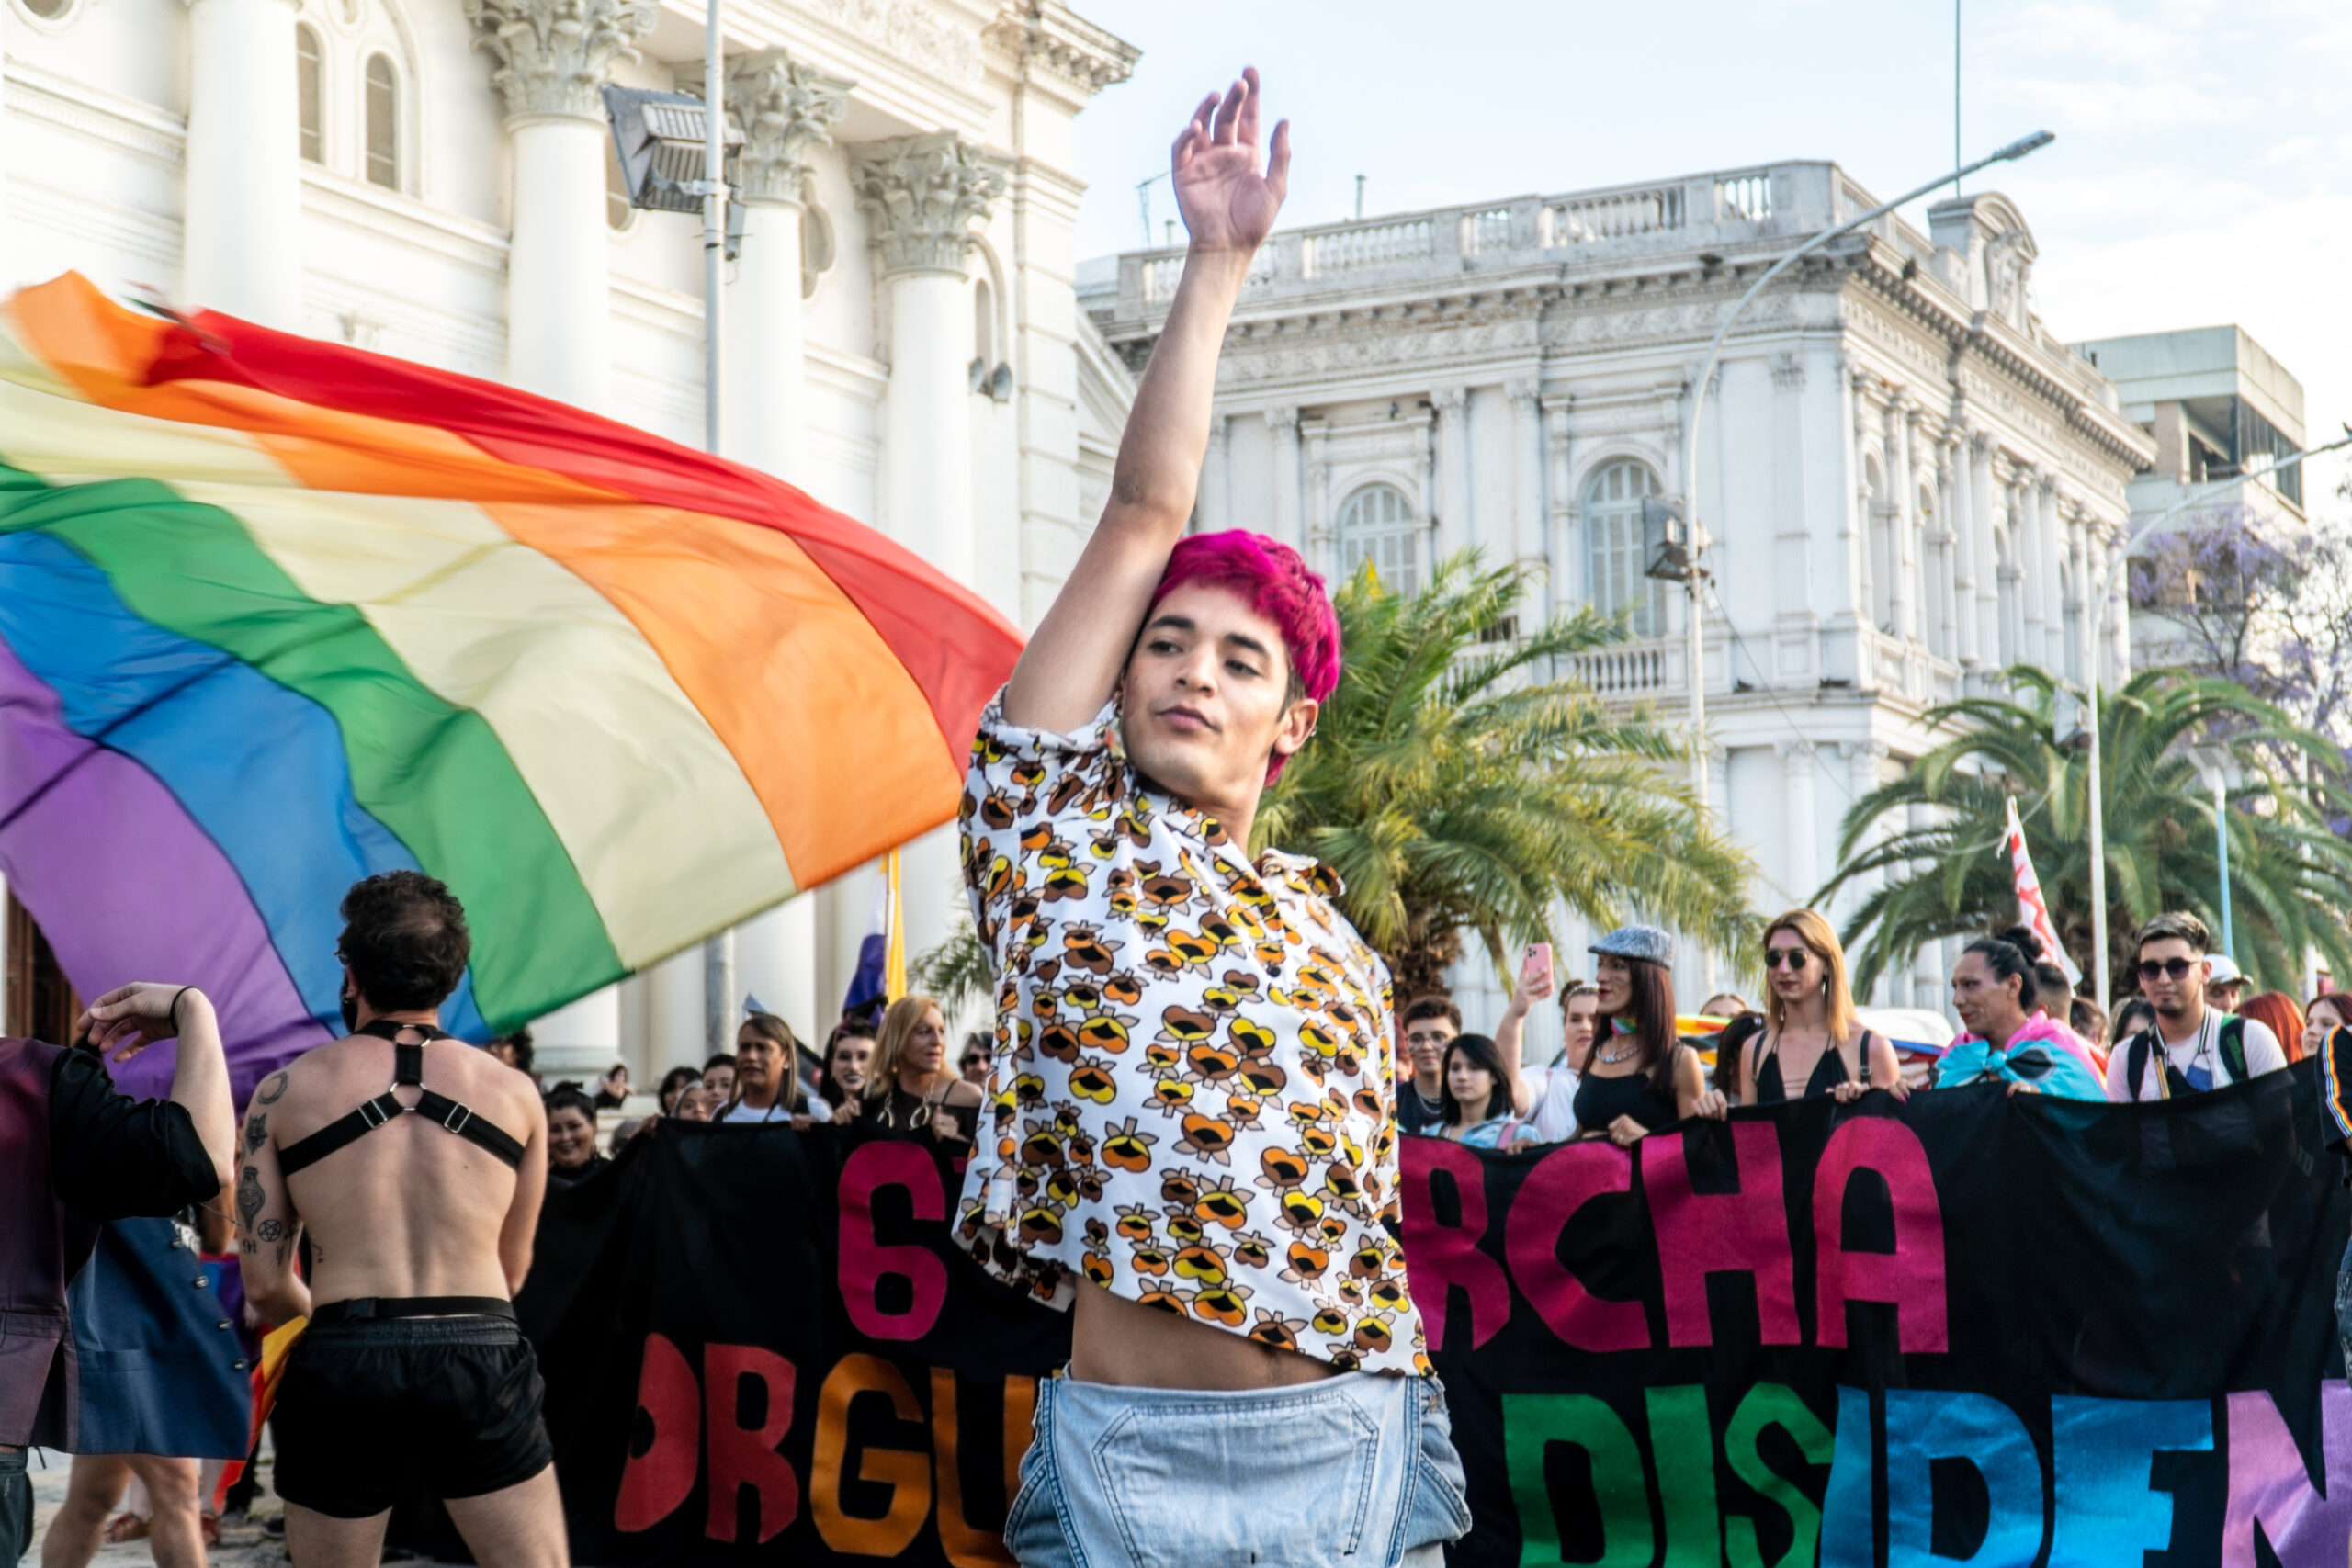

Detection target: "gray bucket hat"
[1590, 924, 1674, 967]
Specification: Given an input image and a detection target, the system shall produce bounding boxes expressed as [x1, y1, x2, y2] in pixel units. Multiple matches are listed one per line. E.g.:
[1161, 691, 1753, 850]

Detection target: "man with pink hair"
[954, 68, 1466, 1567]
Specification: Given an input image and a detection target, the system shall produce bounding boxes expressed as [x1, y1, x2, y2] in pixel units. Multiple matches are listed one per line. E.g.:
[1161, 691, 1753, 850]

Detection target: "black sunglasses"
[1762, 948, 1814, 971]
[2138, 957, 2199, 982]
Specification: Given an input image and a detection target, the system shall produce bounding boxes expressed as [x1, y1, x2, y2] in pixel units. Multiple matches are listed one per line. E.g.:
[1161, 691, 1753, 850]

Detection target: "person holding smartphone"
[1493, 942, 1590, 1145]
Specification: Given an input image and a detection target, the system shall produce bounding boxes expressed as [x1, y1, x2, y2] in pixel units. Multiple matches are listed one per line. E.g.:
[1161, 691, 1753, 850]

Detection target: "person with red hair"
[951, 68, 1465, 1568]
[2240, 990, 2307, 1064]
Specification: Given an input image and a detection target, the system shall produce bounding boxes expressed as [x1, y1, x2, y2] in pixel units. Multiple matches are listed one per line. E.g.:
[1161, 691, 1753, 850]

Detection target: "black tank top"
[1751, 1031, 1871, 1105]
[1573, 1064, 1679, 1135]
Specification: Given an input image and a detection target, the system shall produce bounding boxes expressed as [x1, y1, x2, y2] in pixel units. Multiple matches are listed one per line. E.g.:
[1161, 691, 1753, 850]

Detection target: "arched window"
[1863, 454, 1890, 631]
[1582, 459, 1661, 636]
[801, 199, 836, 298]
[973, 278, 994, 368]
[1338, 483, 1419, 595]
[363, 53, 399, 190]
[1918, 483, 1944, 657]
[296, 24, 323, 164]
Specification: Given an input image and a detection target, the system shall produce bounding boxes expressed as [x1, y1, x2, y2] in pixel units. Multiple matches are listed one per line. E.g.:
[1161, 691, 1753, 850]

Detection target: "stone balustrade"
[1111, 161, 1894, 320]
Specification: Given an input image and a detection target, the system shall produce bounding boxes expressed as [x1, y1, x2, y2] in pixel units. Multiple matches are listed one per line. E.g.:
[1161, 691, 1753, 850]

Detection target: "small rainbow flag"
[0, 274, 1021, 1099]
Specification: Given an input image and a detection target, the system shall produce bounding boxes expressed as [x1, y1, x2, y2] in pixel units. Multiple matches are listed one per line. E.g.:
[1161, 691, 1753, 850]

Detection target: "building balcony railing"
[1114, 162, 1889, 321]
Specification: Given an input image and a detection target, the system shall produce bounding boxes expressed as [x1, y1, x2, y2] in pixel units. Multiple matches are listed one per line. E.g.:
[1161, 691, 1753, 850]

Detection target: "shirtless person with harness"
[236, 871, 555, 1568]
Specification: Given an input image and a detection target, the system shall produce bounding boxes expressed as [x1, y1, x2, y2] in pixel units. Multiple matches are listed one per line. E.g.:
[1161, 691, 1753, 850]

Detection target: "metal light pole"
[2186, 747, 2234, 961]
[2083, 425, 2352, 1005]
[1675, 130, 2053, 884]
[696, 2, 735, 1056]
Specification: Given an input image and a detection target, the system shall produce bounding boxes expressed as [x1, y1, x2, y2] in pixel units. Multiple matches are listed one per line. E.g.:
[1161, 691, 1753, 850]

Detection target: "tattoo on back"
[243, 1113, 266, 1156]
[236, 1165, 264, 1235]
[256, 1071, 289, 1105]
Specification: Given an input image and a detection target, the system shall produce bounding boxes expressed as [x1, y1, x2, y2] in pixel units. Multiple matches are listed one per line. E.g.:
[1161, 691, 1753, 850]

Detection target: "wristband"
[169, 986, 198, 1032]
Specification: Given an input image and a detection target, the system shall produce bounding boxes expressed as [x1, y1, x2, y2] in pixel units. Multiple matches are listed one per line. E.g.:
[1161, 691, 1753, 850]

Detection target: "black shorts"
[272, 1314, 553, 1518]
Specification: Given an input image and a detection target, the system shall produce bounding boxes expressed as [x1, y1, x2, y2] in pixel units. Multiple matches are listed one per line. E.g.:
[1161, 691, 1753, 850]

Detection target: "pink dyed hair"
[1143, 530, 1340, 782]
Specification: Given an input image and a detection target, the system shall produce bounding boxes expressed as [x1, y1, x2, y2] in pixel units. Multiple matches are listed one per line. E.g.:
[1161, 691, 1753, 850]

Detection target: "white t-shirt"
[713, 1099, 795, 1124]
[1520, 1062, 1585, 1145]
[2103, 1011, 2286, 1102]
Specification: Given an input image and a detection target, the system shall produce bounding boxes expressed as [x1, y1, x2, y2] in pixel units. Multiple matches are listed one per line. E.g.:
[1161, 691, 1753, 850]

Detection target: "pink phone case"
[1523, 942, 1553, 990]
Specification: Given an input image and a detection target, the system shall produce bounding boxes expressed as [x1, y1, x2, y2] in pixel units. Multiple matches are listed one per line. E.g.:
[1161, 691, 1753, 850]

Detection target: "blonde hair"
[1762, 908, 1860, 1046]
[865, 994, 946, 1098]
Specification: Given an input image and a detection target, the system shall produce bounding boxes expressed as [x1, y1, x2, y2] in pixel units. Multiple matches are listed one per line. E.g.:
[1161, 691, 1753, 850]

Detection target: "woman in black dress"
[1572, 925, 1724, 1145]
[1742, 908, 1903, 1104]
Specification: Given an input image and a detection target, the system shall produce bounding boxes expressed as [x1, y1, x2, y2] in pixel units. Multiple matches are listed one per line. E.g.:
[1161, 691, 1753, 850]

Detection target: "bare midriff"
[1069, 1282, 1339, 1390]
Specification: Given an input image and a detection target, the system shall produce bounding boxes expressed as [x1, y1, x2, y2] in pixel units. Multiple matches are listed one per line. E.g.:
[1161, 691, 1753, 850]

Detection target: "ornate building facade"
[0, 0, 1138, 1077]
[1088, 164, 2158, 1021]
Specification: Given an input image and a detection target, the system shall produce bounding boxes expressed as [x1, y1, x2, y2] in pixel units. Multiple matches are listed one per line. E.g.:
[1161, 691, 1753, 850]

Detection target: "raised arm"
[1002, 69, 1290, 733]
[1495, 966, 1553, 1117]
[79, 982, 236, 1197]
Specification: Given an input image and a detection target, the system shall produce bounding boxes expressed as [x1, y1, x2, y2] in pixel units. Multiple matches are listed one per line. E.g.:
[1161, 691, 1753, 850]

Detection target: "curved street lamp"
[2083, 425, 2352, 1007]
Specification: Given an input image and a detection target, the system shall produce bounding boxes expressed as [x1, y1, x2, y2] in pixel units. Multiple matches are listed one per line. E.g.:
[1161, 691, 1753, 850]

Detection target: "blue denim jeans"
[1003, 1369, 1471, 1568]
[1, 1447, 28, 1568]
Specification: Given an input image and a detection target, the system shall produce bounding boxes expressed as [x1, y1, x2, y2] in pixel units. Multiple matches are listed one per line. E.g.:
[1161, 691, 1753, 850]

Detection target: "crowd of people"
[1393, 905, 2326, 1156]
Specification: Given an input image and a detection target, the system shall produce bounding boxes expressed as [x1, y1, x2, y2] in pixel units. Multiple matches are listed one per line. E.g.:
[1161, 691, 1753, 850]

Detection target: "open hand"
[1170, 67, 1289, 257]
[77, 982, 208, 1062]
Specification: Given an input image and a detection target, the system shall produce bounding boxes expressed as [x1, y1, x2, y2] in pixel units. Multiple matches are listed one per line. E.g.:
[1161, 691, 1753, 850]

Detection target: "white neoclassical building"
[1087, 164, 2159, 1021]
[0, 0, 1139, 1077]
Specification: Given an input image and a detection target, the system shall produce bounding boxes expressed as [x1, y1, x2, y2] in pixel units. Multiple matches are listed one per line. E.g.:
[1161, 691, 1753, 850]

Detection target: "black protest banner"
[528, 1121, 1068, 1566]
[529, 1065, 2352, 1566]
[1406, 1063, 2351, 1567]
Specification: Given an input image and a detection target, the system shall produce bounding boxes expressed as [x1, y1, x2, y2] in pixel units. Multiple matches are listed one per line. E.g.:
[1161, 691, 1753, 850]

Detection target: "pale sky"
[1067, 0, 2352, 515]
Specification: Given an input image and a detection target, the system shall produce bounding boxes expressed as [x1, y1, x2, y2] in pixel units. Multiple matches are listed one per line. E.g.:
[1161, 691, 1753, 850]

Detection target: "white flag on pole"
[2003, 795, 2083, 986]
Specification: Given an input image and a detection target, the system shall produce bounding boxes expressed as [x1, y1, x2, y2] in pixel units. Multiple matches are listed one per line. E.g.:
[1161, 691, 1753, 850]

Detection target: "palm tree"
[1817, 665, 2352, 998]
[1254, 551, 1758, 999]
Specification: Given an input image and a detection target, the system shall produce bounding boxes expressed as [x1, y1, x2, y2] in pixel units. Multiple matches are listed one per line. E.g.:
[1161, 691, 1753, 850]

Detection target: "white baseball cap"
[2206, 954, 2244, 987]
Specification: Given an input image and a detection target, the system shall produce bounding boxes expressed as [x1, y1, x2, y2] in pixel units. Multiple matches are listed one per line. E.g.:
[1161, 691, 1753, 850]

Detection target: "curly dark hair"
[337, 871, 471, 1012]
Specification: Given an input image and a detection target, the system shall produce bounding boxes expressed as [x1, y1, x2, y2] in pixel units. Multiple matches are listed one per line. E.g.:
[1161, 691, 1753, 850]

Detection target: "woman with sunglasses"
[1939, 925, 2106, 1100]
[1744, 909, 1903, 1104]
[1572, 925, 1724, 1146]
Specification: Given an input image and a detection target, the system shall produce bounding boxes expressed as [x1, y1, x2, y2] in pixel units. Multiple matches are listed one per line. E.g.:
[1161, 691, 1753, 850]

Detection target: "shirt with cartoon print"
[953, 693, 1431, 1376]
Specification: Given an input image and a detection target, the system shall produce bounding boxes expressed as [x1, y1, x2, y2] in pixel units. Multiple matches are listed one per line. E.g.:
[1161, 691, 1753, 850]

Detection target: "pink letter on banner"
[1813, 1118, 1948, 1352]
[1504, 1142, 1649, 1352]
[2223, 1383, 2352, 1568]
[838, 1140, 950, 1341]
[1643, 1122, 1799, 1347]
[1400, 1137, 1512, 1350]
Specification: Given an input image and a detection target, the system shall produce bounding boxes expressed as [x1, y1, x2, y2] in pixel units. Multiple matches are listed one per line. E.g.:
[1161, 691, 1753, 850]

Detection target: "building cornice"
[982, 0, 1137, 108]
[5, 58, 187, 169]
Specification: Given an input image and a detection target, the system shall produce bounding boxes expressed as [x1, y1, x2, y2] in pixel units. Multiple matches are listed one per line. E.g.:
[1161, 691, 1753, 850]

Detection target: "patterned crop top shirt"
[954, 694, 1430, 1376]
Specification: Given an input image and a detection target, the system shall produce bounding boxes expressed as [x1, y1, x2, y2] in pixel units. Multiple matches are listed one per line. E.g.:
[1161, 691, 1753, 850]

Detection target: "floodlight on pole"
[602, 22, 748, 1055]
[2082, 423, 2352, 1008]
[1668, 129, 2052, 986]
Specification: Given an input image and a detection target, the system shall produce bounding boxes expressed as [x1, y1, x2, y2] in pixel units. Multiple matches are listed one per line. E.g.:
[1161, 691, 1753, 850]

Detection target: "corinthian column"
[184, 0, 303, 325]
[469, 0, 656, 1072]
[853, 131, 1005, 982]
[467, 0, 658, 410]
[720, 49, 849, 1055]
[853, 131, 1008, 584]
[724, 49, 851, 476]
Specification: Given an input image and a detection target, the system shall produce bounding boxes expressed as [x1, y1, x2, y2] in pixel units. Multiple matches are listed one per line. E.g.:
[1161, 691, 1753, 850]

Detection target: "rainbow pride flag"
[0, 275, 1022, 1099]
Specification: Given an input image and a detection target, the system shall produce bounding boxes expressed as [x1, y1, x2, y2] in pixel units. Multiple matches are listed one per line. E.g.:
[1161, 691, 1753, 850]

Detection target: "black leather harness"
[275, 1020, 526, 1177]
